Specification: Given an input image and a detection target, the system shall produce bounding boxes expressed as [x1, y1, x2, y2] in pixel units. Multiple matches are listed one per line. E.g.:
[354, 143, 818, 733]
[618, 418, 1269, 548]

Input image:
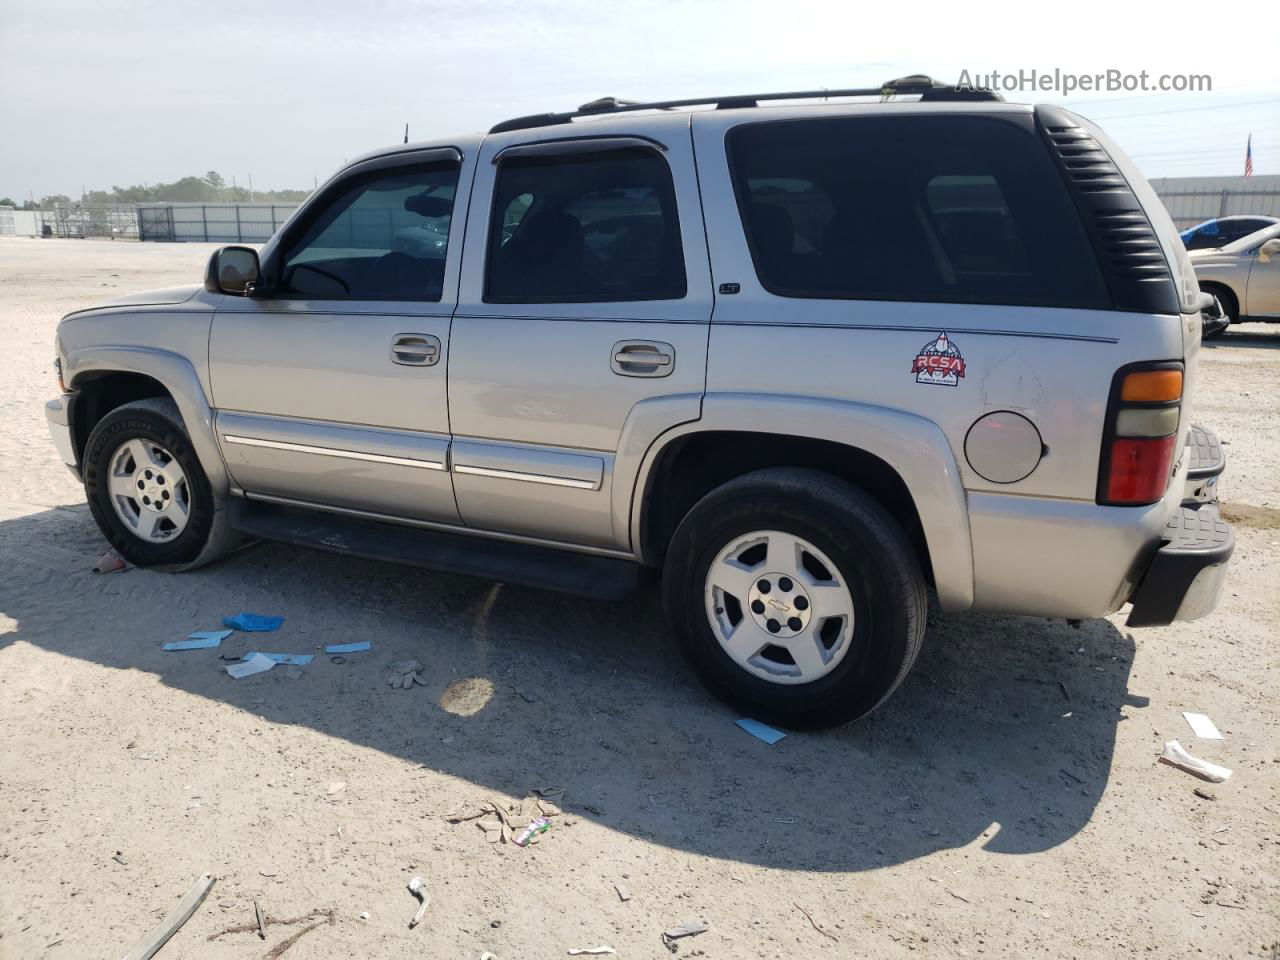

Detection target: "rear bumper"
[45, 393, 80, 477]
[1126, 501, 1234, 627]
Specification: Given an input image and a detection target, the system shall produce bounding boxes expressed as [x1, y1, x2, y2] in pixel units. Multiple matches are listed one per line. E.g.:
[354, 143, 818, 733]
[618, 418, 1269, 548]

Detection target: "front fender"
[64, 345, 230, 491]
[629, 392, 975, 611]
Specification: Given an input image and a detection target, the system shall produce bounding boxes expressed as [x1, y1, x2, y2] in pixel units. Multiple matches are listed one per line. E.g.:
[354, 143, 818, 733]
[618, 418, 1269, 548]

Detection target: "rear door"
[449, 115, 712, 549]
[209, 147, 471, 522]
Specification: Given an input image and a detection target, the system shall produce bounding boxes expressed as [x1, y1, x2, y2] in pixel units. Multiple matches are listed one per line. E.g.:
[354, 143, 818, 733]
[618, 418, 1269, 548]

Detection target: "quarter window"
[726, 116, 1109, 309]
[279, 161, 459, 301]
[485, 146, 686, 303]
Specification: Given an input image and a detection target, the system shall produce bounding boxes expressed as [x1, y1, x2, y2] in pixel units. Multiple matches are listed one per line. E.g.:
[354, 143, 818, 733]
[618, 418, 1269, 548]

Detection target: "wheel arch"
[66, 346, 230, 490]
[630, 393, 974, 611]
[1198, 280, 1239, 320]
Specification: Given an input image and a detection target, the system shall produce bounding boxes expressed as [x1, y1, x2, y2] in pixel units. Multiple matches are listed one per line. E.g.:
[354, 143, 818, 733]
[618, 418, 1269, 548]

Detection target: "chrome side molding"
[221, 434, 447, 471]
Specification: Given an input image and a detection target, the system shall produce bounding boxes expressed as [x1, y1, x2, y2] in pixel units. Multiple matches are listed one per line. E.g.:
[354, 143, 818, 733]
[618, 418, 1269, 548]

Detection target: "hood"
[63, 284, 202, 319]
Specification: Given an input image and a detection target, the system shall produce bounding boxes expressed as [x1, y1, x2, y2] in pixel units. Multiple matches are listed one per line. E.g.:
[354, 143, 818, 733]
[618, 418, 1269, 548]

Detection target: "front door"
[209, 147, 471, 522]
[449, 117, 712, 550]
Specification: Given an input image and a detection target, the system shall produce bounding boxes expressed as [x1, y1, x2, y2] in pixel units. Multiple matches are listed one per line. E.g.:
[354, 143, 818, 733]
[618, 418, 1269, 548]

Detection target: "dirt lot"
[0, 237, 1276, 960]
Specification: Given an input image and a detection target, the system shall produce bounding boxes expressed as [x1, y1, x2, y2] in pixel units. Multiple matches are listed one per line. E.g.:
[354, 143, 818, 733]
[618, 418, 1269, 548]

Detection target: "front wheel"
[83, 398, 235, 569]
[662, 468, 927, 729]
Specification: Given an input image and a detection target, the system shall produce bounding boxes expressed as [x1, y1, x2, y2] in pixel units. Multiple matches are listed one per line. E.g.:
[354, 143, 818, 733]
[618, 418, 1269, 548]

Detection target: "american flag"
[1244, 134, 1253, 177]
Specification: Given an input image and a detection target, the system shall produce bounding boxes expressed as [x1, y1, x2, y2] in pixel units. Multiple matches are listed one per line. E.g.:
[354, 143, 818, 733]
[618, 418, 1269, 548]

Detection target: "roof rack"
[490, 74, 1003, 134]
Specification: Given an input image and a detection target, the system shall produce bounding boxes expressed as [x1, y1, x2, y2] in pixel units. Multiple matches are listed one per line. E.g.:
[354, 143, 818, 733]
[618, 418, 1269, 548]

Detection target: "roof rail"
[489, 74, 1002, 134]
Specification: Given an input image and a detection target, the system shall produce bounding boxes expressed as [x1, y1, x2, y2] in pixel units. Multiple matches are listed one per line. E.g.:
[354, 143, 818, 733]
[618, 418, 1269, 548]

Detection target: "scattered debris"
[254, 900, 267, 940]
[1194, 787, 1217, 801]
[248, 653, 314, 666]
[568, 948, 616, 956]
[325, 641, 371, 654]
[508, 683, 538, 703]
[262, 910, 334, 959]
[92, 547, 129, 574]
[949, 889, 972, 904]
[164, 630, 232, 651]
[663, 921, 709, 943]
[1059, 768, 1085, 784]
[1160, 740, 1232, 783]
[407, 876, 429, 928]
[774, 817, 797, 824]
[448, 789, 566, 844]
[386, 659, 427, 689]
[120, 872, 215, 960]
[226, 653, 276, 679]
[1182, 712, 1224, 740]
[111, 850, 128, 865]
[514, 817, 552, 847]
[794, 902, 838, 942]
[327, 782, 346, 796]
[359, 912, 370, 921]
[614, 883, 631, 902]
[735, 718, 786, 744]
[223, 612, 285, 632]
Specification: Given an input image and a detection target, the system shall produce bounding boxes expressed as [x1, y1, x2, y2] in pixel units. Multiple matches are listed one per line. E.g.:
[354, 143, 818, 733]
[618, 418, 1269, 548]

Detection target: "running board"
[228, 497, 645, 600]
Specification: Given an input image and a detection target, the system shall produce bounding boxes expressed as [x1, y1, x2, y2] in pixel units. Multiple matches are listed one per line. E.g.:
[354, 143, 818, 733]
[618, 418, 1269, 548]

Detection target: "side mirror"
[1258, 238, 1280, 263]
[204, 245, 261, 295]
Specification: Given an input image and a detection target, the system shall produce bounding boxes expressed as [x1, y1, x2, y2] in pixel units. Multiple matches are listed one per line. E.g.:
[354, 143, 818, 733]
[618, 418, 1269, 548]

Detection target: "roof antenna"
[403, 123, 409, 144]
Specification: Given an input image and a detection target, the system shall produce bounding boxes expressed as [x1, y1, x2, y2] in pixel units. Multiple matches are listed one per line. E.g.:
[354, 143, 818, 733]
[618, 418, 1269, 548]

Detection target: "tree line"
[1, 171, 311, 209]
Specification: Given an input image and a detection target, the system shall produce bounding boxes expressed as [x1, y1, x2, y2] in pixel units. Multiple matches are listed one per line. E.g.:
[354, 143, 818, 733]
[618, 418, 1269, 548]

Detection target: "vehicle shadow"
[1204, 324, 1280, 350]
[0, 503, 1144, 872]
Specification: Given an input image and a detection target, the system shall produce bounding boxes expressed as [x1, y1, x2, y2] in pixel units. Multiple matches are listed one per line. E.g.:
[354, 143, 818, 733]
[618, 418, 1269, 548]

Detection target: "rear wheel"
[662, 468, 926, 728]
[84, 398, 235, 569]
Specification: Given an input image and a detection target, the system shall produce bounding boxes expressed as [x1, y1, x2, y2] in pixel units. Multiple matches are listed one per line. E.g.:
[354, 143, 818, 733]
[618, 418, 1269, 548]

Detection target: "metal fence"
[137, 203, 299, 243]
[1150, 175, 1280, 229]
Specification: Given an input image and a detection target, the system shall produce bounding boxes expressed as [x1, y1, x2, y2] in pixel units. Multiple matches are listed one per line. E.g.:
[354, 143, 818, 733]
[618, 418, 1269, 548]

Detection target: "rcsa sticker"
[912, 331, 966, 387]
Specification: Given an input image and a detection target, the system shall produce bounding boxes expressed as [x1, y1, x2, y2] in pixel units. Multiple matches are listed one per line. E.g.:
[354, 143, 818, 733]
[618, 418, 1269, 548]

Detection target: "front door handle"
[391, 333, 441, 366]
[611, 340, 674, 378]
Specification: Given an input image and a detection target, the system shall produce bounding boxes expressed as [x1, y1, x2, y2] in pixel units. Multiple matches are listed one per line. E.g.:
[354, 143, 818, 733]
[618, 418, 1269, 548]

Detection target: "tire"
[83, 398, 237, 570]
[662, 467, 927, 729]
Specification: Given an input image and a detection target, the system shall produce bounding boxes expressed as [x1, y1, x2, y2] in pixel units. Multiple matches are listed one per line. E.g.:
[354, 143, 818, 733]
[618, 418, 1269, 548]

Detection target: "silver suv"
[45, 77, 1234, 727]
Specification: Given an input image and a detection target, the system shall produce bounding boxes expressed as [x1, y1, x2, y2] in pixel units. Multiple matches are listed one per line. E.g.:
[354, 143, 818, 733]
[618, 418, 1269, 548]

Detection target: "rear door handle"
[391, 333, 441, 366]
[611, 340, 674, 377]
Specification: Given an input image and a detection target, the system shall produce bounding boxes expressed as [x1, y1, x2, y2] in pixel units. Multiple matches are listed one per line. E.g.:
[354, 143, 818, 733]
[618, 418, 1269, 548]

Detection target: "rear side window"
[726, 116, 1109, 309]
[486, 146, 686, 303]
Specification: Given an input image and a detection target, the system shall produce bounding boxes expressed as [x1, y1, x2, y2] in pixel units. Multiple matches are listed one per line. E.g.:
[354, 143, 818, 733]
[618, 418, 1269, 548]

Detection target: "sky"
[2, 0, 1277, 200]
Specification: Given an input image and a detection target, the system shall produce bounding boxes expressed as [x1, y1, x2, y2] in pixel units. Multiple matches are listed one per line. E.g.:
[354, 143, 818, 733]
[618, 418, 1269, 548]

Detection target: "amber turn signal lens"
[1120, 369, 1182, 403]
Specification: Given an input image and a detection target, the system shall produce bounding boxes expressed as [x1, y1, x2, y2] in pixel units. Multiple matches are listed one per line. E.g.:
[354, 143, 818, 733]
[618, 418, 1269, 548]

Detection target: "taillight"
[1098, 363, 1183, 506]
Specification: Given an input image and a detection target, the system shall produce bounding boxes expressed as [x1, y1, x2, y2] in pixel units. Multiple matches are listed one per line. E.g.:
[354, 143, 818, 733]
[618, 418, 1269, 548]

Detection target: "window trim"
[259, 147, 463, 303]
[723, 114, 1114, 311]
[492, 134, 668, 163]
[482, 141, 688, 305]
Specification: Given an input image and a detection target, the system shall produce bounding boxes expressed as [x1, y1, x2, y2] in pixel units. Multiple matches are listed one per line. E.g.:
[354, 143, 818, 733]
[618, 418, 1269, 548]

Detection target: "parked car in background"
[46, 77, 1234, 727]
[1180, 215, 1279, 251]
[1192, 222, 1280, 335]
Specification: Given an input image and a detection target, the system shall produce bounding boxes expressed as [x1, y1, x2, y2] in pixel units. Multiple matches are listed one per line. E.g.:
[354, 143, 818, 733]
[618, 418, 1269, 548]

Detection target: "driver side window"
[280, 161, 459, 301]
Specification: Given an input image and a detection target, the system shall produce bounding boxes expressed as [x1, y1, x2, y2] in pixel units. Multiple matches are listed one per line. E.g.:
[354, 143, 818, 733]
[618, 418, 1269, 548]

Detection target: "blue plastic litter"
[736, 718, 786, 744]
[223, 613, 285, 632]
[163, 630, 231, 652]
[247, 653, 314, 665]
[324, 641, 371, 654]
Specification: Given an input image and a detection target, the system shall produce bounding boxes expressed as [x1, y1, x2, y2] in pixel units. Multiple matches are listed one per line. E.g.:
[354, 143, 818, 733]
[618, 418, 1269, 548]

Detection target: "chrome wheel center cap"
[746, 572, 812, 638]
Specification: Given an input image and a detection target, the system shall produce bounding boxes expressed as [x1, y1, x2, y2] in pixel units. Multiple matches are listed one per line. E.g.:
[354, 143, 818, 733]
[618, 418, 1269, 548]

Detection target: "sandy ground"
[0, 236, 1276, 960]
